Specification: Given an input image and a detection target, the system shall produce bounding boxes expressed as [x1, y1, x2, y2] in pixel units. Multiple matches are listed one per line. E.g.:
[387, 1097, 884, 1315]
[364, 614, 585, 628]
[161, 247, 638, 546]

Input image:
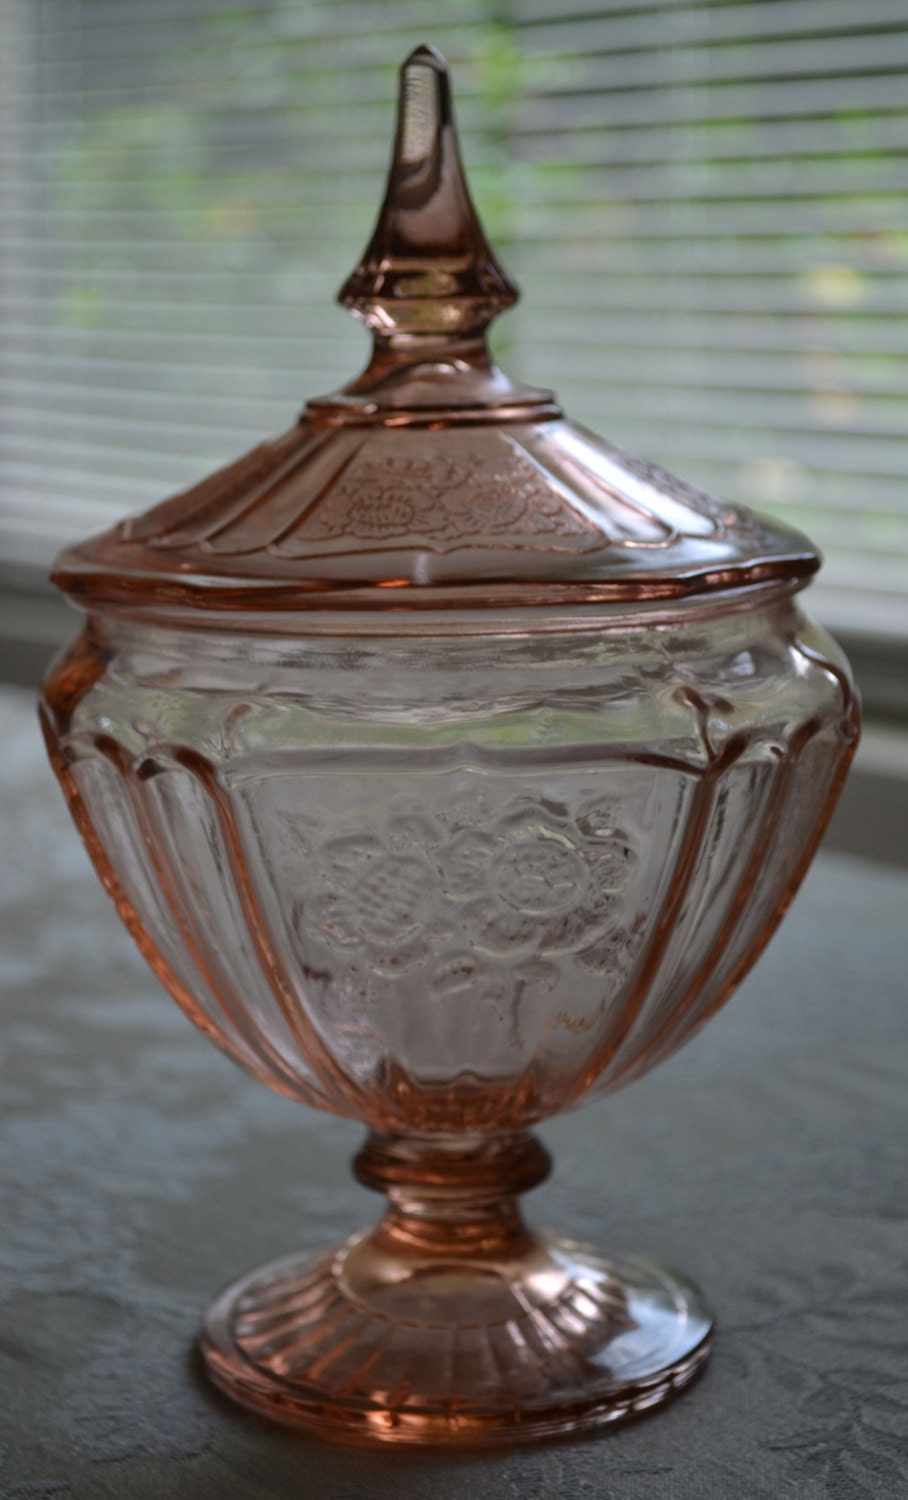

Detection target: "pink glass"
[40, 47, 859, 1448]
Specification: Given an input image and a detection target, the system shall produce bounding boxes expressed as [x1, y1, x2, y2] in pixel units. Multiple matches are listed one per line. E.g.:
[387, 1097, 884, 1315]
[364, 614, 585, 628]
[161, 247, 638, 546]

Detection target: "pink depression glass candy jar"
[40, 46, 859, 1448]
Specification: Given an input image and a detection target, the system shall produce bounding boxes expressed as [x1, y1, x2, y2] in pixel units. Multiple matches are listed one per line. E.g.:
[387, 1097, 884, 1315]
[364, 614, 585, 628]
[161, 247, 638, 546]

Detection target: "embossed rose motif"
[301, 834, 432, 970]
[288, 795, 636, 986]
[299, 444, 596, 548]
[343, 492, 419, 537]
[493, 838, 587, 915]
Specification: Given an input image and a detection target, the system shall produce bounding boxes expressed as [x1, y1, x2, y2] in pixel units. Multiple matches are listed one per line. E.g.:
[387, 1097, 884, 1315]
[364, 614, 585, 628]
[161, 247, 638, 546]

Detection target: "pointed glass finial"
[339, 45, 519, 336]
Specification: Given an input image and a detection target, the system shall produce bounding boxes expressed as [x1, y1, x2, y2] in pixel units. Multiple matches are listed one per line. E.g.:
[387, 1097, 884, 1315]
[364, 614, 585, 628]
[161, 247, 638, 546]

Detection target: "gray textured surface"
[2, 683, 907, 1499]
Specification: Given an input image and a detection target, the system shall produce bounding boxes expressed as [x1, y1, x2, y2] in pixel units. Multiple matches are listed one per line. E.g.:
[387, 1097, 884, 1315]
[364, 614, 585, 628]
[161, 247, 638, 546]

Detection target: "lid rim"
[52, 551, 819, 618]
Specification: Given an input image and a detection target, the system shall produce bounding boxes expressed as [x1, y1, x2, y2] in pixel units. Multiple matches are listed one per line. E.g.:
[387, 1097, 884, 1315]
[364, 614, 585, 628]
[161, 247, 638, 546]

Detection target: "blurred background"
[1, 0, 906, 853]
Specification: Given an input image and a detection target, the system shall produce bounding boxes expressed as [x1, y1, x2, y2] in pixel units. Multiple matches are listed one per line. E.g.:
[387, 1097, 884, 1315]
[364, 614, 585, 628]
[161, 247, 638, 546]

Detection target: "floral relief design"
[282, 793, 638, 1025]
[286, 445, 598, 552]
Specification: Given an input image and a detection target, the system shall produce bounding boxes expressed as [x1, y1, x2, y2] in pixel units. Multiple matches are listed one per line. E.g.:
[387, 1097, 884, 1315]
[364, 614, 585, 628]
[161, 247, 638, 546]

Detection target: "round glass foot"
[201, 1229, 712, 1447]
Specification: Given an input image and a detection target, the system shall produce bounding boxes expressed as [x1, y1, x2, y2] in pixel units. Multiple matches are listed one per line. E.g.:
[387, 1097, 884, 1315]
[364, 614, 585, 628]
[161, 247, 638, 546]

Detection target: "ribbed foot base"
[200, 1229, 712, 1448]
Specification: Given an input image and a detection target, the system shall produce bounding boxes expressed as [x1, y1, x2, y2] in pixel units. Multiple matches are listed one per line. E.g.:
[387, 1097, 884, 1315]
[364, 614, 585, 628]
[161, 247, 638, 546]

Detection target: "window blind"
[2, 0, 907, 631]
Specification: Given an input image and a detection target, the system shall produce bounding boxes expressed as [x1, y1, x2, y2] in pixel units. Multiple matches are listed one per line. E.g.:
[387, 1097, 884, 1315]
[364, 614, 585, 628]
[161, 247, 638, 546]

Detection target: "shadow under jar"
[40, 46, 859, 1449]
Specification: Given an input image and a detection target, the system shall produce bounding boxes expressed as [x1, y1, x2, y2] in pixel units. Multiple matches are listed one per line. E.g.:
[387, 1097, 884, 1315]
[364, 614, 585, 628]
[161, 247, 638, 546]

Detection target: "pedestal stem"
[353, 1129, 552, 1255]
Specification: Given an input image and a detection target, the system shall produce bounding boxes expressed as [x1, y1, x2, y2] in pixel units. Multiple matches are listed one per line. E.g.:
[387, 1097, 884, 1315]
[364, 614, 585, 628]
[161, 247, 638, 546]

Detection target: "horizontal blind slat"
[512, 75, 908, 129]
[11, 344, 908, 401]
[518, 0, 908, 46]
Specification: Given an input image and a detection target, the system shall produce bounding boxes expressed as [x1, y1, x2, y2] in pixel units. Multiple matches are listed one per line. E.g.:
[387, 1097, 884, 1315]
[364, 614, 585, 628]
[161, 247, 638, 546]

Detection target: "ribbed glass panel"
[1, 0, 907, 622]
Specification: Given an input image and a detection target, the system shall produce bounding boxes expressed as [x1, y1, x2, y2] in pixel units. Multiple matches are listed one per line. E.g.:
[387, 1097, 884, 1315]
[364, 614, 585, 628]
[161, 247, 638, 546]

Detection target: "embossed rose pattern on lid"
[293, 445, 597, 552]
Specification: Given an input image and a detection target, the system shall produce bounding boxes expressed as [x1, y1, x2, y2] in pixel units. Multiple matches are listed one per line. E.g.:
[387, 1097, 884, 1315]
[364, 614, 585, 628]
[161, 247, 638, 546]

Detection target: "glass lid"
[53, 45, 818, 618]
